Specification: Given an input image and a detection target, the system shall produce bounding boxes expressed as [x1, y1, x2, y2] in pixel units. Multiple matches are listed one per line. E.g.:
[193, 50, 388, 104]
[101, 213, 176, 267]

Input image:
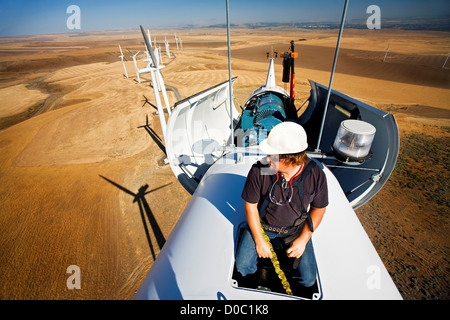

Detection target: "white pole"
[165, 36, 171, 58]
[119, 45, 128, 78]
[226, 0, 234, 146]
[442, 53, 450, 69]
[150, 70, 167, 143]
[156, 70, 171, 116]
[147, 30, 152, 48]
[383, 46, 389, 62]
[139, 25, 168, 143]
[132, 52, 141, 83]
[316, 0, 349, 152]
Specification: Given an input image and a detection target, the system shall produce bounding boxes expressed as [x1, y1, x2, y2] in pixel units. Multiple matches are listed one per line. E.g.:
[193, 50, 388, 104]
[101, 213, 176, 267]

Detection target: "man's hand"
[245, 201, 273, 259]
[286, 238, 307, 259]
[286, 206, 326, 259]
[255, 238, 272, 259]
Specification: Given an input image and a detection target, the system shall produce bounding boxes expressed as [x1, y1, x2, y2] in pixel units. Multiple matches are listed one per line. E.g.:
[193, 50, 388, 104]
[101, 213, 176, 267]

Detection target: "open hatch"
[231, 225, 322, 300]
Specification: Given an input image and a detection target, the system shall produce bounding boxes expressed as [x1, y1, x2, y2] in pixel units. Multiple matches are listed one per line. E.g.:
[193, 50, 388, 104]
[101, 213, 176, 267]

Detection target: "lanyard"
[269, 164, 303, 205]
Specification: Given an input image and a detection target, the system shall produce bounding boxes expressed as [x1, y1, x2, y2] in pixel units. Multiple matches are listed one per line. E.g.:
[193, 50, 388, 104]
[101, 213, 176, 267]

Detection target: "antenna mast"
[226, 0, 234, 146]
[282, 41, 298, 110]
[315, 0, 349, 152]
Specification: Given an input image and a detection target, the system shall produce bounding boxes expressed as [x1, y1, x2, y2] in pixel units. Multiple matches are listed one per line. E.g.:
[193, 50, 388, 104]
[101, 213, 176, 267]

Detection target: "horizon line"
[1, 18, 449, 38]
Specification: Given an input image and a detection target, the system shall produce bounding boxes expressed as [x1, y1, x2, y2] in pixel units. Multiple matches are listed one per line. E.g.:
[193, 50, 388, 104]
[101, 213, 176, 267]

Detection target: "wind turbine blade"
[99, 175, 136, 197]
[144, 182, 173, 195]
[140, 25, 158, 67]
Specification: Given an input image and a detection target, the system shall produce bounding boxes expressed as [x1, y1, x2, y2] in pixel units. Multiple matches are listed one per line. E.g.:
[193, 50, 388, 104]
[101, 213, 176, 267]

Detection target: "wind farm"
[0, 16, 449, 300]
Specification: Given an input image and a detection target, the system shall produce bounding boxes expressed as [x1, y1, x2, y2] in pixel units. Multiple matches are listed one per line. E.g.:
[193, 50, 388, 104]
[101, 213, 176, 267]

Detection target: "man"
[235, 121, 328, 289]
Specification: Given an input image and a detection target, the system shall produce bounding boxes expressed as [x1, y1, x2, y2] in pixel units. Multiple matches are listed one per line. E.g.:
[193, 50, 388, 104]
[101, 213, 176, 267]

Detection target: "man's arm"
[286, 206, 326, 259]
[245, 201, 273, 259]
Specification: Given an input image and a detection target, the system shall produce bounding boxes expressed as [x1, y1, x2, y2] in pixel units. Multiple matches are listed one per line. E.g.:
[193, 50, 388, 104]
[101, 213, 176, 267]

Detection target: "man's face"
[267, 154, 281, 171]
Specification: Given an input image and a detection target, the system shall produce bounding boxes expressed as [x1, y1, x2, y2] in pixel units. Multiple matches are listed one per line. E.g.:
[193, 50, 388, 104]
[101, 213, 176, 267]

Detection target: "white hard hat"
[259, 121, 308, 155]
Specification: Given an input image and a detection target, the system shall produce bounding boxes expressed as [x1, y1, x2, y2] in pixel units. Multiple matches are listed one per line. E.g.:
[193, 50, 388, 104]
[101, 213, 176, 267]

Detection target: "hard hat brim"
[259, 137, 307, 155]
[258, 121, 309, 155]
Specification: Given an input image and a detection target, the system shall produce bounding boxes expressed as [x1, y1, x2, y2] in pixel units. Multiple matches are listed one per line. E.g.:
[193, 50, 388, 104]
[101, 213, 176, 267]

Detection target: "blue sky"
[0, 0, 449, 37]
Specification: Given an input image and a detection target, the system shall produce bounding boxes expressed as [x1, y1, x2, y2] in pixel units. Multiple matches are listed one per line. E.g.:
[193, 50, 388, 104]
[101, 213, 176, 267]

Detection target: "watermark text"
[366, 5, 381, 29]
[66, 265, 81, 289]
[66, 5, 81, 30]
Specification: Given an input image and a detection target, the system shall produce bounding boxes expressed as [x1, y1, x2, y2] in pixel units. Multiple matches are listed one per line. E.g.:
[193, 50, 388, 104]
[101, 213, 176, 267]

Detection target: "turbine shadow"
[99, 175, 171, 260]
[138, 114, 166, 155]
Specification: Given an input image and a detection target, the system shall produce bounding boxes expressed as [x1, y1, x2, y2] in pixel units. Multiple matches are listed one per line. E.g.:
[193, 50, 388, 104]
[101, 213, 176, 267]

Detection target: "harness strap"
[260, 222, 300, 235]
[259, 160, 317, 230]
[291, 160, 317, 233]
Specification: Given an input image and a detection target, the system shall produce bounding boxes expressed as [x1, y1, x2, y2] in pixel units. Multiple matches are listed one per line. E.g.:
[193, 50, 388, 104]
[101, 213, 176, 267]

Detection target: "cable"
[261, 227, 293, 296]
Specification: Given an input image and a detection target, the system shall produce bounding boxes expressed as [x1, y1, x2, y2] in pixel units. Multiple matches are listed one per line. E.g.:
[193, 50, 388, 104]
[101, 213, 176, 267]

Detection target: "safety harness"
[258, 160, 317, 267]
[259, 160, 316, 235]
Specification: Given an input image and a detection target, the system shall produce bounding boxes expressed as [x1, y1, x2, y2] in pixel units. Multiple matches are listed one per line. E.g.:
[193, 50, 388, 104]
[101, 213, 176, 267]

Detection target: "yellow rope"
[261, 227, 293, 296]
